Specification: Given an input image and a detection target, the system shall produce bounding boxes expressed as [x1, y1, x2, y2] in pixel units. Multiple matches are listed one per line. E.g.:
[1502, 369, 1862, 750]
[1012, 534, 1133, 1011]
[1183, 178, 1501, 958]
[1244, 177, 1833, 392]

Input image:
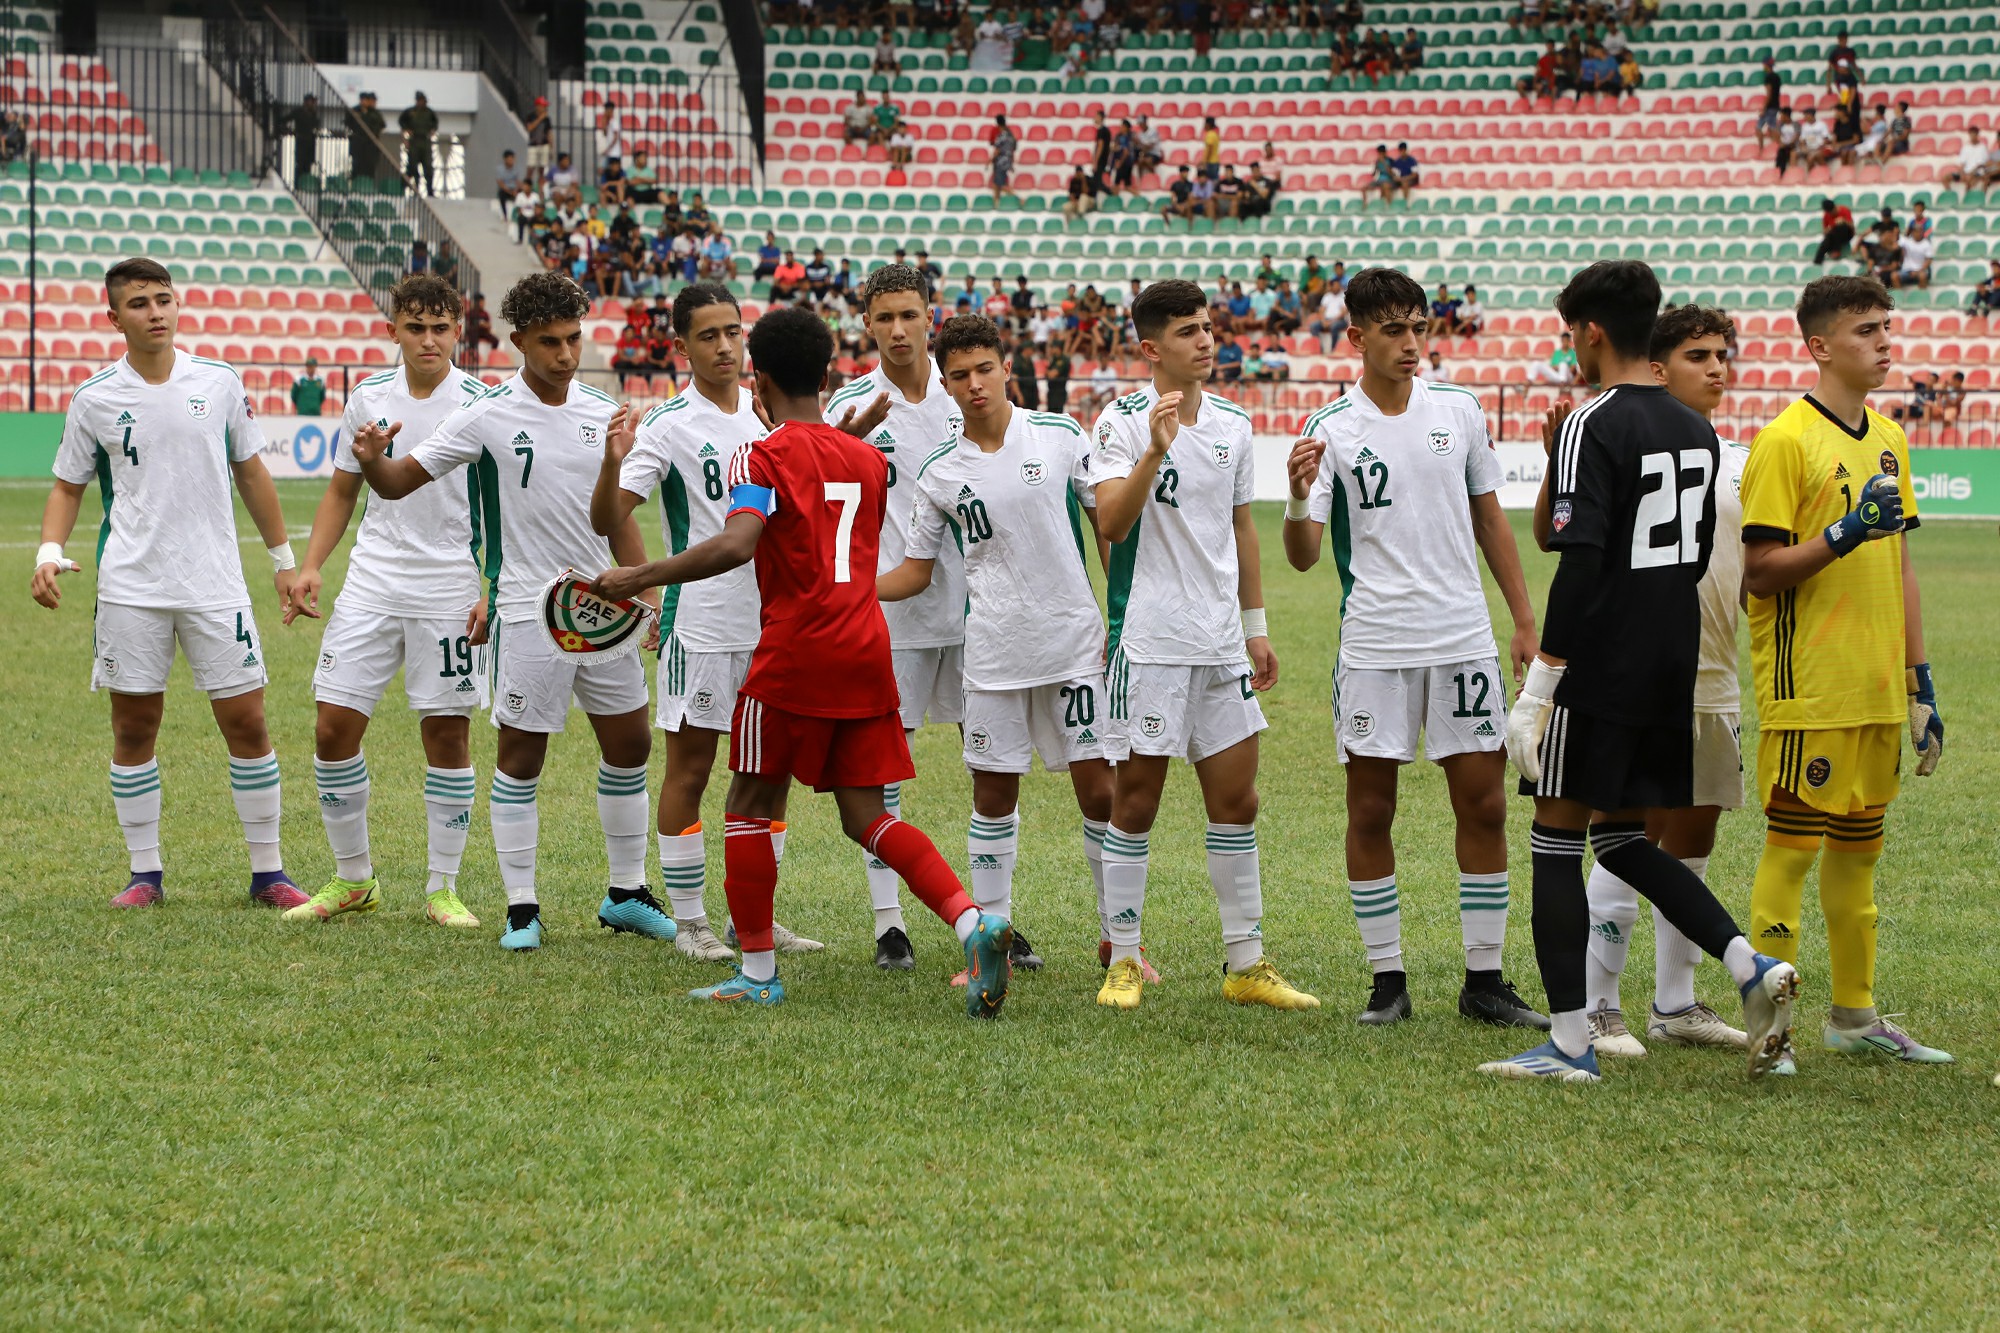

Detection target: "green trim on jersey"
[92, 443, 114, 562]
[1429, 383, 1483, 406]
[358, 370, 398, 390]
[473, 448, 505, 613]
[1064, 483, 1090, 568]
[1301, 399, 1350, 436]
[658, 466, 691, 637]
[188, 355, 243, 381]
[74, 367, 117, 402]
[1327, 471, 1356, 616]
[476, 382, 514, 402]
[914, 439, 955, 481]
[575, 382, 618, 407]
[1104, 514, 1140, 658]
[1027, 411, 1083, 436]
[1205, 393, 1252, 423]
[826, 375, 878, 411]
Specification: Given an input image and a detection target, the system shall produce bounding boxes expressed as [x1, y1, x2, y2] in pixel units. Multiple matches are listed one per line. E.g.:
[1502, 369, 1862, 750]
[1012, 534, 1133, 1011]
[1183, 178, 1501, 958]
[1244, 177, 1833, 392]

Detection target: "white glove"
[1506, 658, 1567, 783]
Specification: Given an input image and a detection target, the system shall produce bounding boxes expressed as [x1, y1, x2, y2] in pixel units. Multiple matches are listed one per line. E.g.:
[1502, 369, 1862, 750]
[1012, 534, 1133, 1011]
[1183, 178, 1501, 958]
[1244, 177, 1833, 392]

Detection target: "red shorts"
[730, 696, 915, 791]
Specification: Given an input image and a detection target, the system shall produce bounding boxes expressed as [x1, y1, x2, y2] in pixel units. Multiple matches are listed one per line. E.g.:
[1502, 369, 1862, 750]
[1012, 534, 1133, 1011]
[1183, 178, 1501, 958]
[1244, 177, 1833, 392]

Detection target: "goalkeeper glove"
[1505, 657, 1566, 784]
[1823, 473, 1904, 557]
[1907, 662, 1943, 776]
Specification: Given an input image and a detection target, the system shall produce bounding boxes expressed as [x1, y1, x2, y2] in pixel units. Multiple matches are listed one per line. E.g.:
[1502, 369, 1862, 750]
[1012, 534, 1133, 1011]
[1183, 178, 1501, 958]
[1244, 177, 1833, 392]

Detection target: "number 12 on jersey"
[825, 481, 860, 583]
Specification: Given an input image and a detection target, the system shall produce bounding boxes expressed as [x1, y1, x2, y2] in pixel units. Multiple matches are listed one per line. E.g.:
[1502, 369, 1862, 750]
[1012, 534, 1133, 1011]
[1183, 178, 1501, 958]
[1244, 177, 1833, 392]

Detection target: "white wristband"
[1284, 493, 1311, 522]
[267, 541, 297, 572]
[1522, 657, 1567, 700]
[1242, 607, 1268, 640]
[36, 541, 67, 569]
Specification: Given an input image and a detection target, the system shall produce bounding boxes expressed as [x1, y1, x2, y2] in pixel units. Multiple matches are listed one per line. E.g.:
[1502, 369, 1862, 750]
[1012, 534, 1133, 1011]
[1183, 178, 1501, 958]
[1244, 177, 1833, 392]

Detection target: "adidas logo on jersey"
[445, 811, 471, 831]
[1355, 445, 1380, 464]
[873, 429, 895, 446]
[1077, 727, 1096, 743]
[512, 430, 533, 446]
[698, 442, 719, 458]
[1474, 720, 1496, 738]
[455, 678, 475, 694]
[1832, 462, 1851, 480]
[115, 410, 136, 426]
[957, 484, 976, 501]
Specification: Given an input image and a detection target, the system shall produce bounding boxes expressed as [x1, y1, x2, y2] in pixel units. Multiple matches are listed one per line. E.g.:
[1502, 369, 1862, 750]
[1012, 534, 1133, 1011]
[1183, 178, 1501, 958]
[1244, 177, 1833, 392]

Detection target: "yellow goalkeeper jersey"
[1740, 395, 1915, 731]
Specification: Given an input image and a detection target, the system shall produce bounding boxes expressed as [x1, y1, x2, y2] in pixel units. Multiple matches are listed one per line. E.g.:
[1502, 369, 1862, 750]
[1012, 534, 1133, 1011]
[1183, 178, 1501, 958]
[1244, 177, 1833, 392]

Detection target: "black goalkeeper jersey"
[1545, 383, 1719, 727]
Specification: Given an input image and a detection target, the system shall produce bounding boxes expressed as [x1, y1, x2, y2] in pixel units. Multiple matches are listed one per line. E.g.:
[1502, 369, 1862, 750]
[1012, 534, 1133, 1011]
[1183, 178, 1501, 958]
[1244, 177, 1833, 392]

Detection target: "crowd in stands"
[1513, 1, 1649, 101]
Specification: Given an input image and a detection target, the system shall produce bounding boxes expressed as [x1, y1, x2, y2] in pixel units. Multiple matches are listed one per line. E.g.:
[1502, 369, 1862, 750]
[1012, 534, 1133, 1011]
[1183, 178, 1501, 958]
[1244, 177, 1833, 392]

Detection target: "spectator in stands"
[1135, 114, 1163, 175]
[291, 358, 327, 416]
[645, 324, 676, 382]
[496, 148, 522, 211]
[290, 94, 320, 183]
[972, 8, 1012, 68]
[1577, 43, 1619, 99]
[1390, 142, 1421, 201]
[1529, 331, 1579, 384]
[889, 122, 915, 167]
[524, 95, 551, 188]
[838, 302, 867, 358]
[1970, 260, 2000, 317]
[871, 91, 902, 146]
[1299, 255, 1328, 302]
[1906, 199, 1932, 243]
[1162, 164, 1198, 226]
[1241, 162, 1278, 220]
[915, 248, 943, 283]
[685, 192, 713, 234]
[700, 231, 734, 282]
[1849, 105, 1891, 171]
[1795, 107, 1830, 175]
[1510, 0, 1547, 32]
[1063, 163, 1097, 220]
[983, 278, 1013, 325]
[1262, 340, 1291, 380]
[843, 91, 874, 143]
[548, 151, 581, 208]
[1212, 164, 1245, 219]
[1895, 227, 1934, 289]
[1311, 282, 1348, 351]
[1109, 118, 1139, 197]
[1215, 330, 1244, 382]
[1825, 29, 1860, 90]
[1029, 303, 1059, 349]
[1754, 58, 1783, 148]
[1011, 340, 1040, 409]
[1882, 101, 1914, 162]
[1245, 276, 1279, 334]
[1857, 208, 1900, 269]
[1617, 48, 1643, 98]
[1011, 274, 1036, 328]
[771, 249, 805, 303]
[627, 149, 661, 205]
[1399, 27, 1425, 69]
[1521, 42, 1563, 101]
[1188, 169, 1215, 219]
[645, 293, 672, 338]
[399, 91, 439, 197]
[1270, 279, 1303, 337]
[1077, 283, 1110, 358]
[1419, 349, 1454, 382]
[599, 155, 628, 209]
[1429, 283, 1460, 331]
[1937, 370, 1968, 428]
[1457, 285, 1486, 337]
[1942, 128, 1996, 188]
[1225, 281, 1254, 335]
[612, 324, 647, 376]
[1044, 342, 1072, 415]
[1241, 341, 1265, 381]
[433, 239, 460, 289]
[950, 8, 979, 58]
[350, 90, 391, 186]
[833, 258, 856, 300]
[1889, 371, 1936, 424]
[1827, 92, 1866, 169]
[1772, 106, 1800, 178]
[804, 248, 834, 302]
[1813, 196, 1856, 266]
[1360, 144, 1397, 211]
[1200, 116, 1222, 180]
[873, 29, 901, 74]
[991, 117, 1018, 201]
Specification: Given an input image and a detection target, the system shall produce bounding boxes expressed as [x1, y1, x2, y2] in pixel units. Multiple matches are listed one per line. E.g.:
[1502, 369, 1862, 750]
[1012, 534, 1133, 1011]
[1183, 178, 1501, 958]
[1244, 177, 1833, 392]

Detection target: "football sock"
[423, 765, 475, 890]
[722, 814, 778, 955]
[741, 949, 777, 984]
[1550, 1007, 1591, 1060]
[228, 751, 283, 874]
[313, 753, 372, 882]
[1589, 822, 1742, 960]
[1082, 817, 1109, 941]
[109, 759, 163, 875]
[596, 762, 649, 890]
[1821, 808, 1885, 1010]
[864, 781, 906, 937]
[861, 814, 977, 927]
[506, 902, 539, 929]
[1100, 824, 1149, 964]
[1583, 860, 1638, 1013]
[1651, 856, 1708, 1014]
[1528, 822, 1590, 1017]
[1722, 936, 1759, 987]
[952, 907, 980, 943]
[1748, 798, 1826, 965]
[968, 809, 1019, 918]
[660, 824, 707, 923]
[1459, 869, 1509, 973]
[490, 772, 540, 906]
[1347, 874, 1401, 973]
[1206, 821, 1264, 973]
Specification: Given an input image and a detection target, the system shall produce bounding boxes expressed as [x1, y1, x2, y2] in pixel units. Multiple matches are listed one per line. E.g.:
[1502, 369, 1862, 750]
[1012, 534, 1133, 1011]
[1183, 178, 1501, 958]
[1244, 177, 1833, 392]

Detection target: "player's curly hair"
[1795, 275, 1893, 340]
[389, 273, 463, 322]
[746, 304, 833, 398]
[500, 270, 591, 331]
[860, 261, 931, 313]
[1344, 267, 1429, 327]
[1650, 304, 1733, 361]
[1131, 278, 1206, 342]
[933, 313, 1003, 368]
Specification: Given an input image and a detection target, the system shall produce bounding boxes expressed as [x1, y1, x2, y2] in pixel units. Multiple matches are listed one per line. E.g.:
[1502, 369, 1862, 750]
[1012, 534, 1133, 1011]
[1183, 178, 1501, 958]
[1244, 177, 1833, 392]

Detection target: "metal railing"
[566, 66, 762, 198]
[1, 41, 262, 178]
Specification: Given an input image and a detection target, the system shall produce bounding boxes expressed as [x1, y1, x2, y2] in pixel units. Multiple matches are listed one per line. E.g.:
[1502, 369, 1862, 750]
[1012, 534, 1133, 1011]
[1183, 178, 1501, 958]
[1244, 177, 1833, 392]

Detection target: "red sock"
[863, 814, 976, 925]
[723, 814, 777, 953]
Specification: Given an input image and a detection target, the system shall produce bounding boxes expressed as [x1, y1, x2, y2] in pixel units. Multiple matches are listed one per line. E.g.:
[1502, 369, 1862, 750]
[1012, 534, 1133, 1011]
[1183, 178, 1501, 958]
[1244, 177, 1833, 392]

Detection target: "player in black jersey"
[1482, 261, 1801, 1083]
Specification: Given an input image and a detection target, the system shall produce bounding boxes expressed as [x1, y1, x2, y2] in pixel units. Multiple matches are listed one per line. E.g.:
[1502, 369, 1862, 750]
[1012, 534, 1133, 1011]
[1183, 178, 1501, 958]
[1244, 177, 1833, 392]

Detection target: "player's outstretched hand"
[282, 567, 323, 625]
[1824, 472, 1904, 556]
[589, 564, 654, 602]
[1286, 436, 1324, 503]
[605, 403, 637, 464]
[1248, 635, 1278, 691]
[273, 565, 297, 606]
[833, 391, 891, 441]
[749, 389, 774, 433]
[29, 553, 79, 609]
[466, 597, 490, 648]
[1505, 658, 1566, 782]
[1148, 392, 1183, 456]
[1507, 623, 1539, 685]
[349, 419, 403, 466]
[1538, 398, 1575, 458]
[1908, 661, 1943, 776]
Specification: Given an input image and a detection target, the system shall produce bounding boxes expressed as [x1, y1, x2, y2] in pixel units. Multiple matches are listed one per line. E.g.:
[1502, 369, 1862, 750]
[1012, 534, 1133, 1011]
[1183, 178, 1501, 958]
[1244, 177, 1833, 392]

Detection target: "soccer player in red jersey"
[593, 306, 1014, 1017]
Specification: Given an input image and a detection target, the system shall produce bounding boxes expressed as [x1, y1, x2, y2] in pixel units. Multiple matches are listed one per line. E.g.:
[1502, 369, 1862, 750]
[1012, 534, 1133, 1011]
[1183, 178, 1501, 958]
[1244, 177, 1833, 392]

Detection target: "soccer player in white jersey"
[349, 271, 661, 952]
[824, 263, 970, 971]
[279, 275, 491, 928]
[32, 258, 308, 910]
[879, 314, 1118, 978]
[1532, 305, 1752, 1056]
[1284, 267, 1549, 1031]
[1087, 278, 1317, 1012]
[590, 282, 820, 961]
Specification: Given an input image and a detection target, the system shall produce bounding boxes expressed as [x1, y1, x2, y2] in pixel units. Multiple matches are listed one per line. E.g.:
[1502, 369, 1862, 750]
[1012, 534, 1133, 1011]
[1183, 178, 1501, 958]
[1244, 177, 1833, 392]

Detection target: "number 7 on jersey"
[825, 481, 860, 583]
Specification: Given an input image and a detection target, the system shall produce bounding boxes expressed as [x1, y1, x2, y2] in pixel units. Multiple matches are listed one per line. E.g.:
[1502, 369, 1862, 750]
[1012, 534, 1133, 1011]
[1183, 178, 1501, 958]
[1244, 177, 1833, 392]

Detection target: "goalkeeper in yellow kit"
[1739, 275, 1950, 1072]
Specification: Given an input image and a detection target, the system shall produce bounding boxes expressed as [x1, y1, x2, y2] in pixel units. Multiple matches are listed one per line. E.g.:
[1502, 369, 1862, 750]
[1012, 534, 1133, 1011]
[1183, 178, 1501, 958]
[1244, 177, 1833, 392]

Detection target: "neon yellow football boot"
[1097, 956, 1145, 1010]
[282, 876, 380, 923]
[1222, 958, 1320, 1011]
[425, 886, 480, 929]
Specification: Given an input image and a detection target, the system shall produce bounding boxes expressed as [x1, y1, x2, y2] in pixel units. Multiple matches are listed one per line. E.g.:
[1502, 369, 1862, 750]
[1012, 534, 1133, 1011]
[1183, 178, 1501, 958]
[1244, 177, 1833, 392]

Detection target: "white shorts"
[1333, 656, 1507, 765]
[526, 143, 552, 169]
[894, 644, 965, 729]
[489, 620, 648, 734]
[962, 676, 1126, 774]
[657, 632, 751, 734]
[313, 601, 488, 717]
[93, 601, 266, 700]
[1107, 651, 1265, 763]
[1691, 710, 1745, 810]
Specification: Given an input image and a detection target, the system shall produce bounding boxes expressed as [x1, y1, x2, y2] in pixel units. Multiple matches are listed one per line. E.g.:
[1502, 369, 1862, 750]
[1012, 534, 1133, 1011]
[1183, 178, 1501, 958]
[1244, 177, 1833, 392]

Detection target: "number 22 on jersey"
[1633, 450, 1712, 568]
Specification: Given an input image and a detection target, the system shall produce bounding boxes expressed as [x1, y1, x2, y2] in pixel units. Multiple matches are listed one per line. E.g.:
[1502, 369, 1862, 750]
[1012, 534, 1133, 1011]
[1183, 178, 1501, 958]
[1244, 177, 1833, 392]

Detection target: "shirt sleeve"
[904, 474, 949, 560]
[1230, 418, 1256, 507]
[725, 437, 777, 521]
[1086, 402, 1141, 485]
[408, 397, 490, 480]
[617, 413, 671, 499]
[1885, 417, 1919, 526]
[52, 395, 98, 484]
[1303, 412, 1340, 524]
[1069, 434, 1097, 509]
[1546, 406, 1618, 552]
[1463, 402, 1503, 497]
[224, 377, 268, 464]
[332, 390, 367, 474]
[1738, 419, 1804, 541]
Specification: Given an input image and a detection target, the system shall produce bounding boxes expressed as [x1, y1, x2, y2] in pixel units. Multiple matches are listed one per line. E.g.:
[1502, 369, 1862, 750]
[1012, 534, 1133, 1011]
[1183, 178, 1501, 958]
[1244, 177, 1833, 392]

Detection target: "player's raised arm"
[29, 479, 86, 609]
[1092, 391, 1179, 541]
[592, 511, 763, 600]
[349, 419, 432, 499]
[591, 402, 644, 535]
[1281, 434, 1325, 571]
[1529, 399, 1572, 552]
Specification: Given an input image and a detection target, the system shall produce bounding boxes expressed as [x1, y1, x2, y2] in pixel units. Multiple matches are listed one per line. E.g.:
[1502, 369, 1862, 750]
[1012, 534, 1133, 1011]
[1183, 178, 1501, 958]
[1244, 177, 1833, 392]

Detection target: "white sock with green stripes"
[661, 826, 707, 923]
[228, 752, 283, 874]
[314, 752, 372, 882]
[490, 772, 539, 906]
[968, 808, 1019, 918]
[1348, 874, 1402, 973]
[597, 762, 649, 890]
[1206, 821, 1264, 972]
[110, 759, 163, 874]
[423, 765, 475, 893]
[1459, 869, 1510, 973]
[1082, 817, 1109, 940]
[867, 781, 907, 938]
[1100, 824, 1149, 963]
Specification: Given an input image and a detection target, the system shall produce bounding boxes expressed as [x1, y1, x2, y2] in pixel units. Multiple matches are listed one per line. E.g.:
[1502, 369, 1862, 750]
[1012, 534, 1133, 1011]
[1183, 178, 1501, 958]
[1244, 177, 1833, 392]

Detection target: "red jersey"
[727, 420, 898, 718]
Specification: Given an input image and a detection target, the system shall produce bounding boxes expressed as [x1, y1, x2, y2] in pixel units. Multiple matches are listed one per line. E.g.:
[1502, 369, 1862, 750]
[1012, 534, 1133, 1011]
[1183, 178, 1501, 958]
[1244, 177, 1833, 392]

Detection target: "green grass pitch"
[2, 480, 1997, 1328]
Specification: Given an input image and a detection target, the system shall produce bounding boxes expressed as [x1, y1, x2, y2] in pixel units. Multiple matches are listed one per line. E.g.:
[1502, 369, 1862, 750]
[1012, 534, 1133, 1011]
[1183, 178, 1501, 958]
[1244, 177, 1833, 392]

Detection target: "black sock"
[1369, 969, 1407, 996]
[507, 901, 540, 930]
[1589, 822, 1741, 958]
[608, 885, 648, 904]
[1529, 822, 1589, 1015]
[1465, 968, 1503, 990]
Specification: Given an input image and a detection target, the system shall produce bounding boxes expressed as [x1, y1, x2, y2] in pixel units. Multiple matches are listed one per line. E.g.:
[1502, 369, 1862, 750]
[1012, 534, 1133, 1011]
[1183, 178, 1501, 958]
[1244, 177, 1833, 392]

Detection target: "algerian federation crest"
[540, 568, 652, 656]
[968, 727, 992, 754]
[1096, 421, 1113, 447]
[580, 423, 601, 447]
[1021, 459, 1046, 485]
[1428, 428, 1454, 455]
[693, 688, 715, 712]
[1213, 443, 1231, 468]
[186, 395, 211, 420]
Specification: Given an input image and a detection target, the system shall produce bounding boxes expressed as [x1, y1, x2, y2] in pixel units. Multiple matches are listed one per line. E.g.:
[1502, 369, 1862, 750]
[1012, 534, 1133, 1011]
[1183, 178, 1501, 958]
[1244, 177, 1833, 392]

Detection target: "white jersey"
[620, 384, 763, 652]
[410, 372, 621, 625]
[335, 365, 490, 617]
[907, 408, 1102, 691]
[53, 350, 262, 610]
[1300, 379, 1503, 669]
[1695, 437, 1749, 713]
[826, 361, 967, 648]
[1089, 384, 1256, 667]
